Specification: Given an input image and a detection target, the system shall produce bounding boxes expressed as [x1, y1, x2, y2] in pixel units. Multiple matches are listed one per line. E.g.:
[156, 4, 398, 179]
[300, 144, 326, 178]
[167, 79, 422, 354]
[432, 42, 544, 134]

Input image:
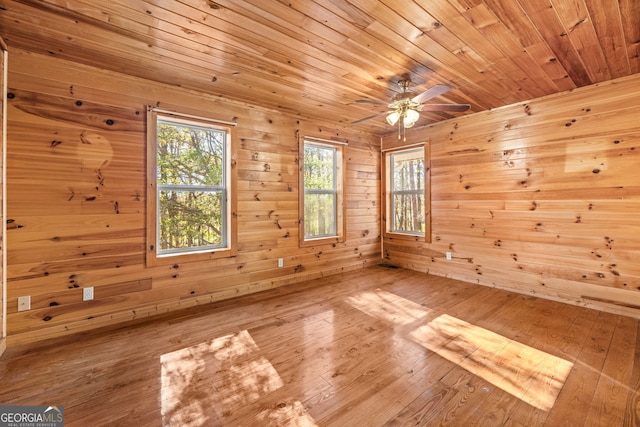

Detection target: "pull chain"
[396, 112, 408, 141]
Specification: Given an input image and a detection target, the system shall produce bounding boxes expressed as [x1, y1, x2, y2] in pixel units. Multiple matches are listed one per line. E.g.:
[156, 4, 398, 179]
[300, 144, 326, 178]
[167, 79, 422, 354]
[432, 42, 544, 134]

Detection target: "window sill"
[299, 235, 344, 248]
[383, 232, 427, 243]
[146, 246, 237, 267]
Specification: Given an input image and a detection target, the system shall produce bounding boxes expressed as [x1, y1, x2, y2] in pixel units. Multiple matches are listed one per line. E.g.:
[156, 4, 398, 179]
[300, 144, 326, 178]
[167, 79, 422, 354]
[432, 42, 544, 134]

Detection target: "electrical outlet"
[83, 287, 94, 301]
[18, 296, 31, 312]
[278, 258, 284, 268]
[446, 252, 452, 261]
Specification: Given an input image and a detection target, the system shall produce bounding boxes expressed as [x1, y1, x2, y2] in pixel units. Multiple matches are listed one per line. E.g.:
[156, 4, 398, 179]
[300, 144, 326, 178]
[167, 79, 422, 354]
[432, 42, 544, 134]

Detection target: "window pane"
[390, 149, 425, 235]
[157, 121, 225, 186]
[304, 144, 335, 190]
[392, 193, 425, 233]
[303, 141, 340, 241]
[158, 190, 224, 251]
[392, 152, 424, 192]
[304, 193, 336, 237]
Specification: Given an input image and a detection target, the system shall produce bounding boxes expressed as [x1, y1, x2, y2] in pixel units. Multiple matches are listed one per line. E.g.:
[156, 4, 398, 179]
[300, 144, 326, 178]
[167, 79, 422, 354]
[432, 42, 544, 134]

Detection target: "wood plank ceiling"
[0, 0, 638, 135]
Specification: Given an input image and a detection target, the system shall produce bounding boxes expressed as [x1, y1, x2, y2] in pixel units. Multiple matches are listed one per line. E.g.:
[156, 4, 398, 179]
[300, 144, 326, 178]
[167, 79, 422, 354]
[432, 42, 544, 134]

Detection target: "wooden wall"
[5, 49, 381, 344]
[0, 37, 6, 355]
[382, 74, 640, 318]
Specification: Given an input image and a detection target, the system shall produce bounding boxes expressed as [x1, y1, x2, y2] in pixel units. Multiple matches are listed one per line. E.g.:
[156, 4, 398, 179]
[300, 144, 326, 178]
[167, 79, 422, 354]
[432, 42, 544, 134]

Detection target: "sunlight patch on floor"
[410, 314, 573, 411]
[160, 330, 317, 426]
[345, 289, 431, 326]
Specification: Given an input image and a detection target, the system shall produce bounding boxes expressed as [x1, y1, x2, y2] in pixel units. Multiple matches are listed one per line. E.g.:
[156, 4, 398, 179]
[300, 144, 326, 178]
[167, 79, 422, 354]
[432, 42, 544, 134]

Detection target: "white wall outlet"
[278, 258, 284, 268]
[446, 252, 452, 261]
[18, 296, 31, 312]
[83, 287, 94, 301]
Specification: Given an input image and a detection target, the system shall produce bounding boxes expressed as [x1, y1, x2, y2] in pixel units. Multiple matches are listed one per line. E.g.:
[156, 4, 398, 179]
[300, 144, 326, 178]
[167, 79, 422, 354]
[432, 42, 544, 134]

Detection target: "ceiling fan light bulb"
[386, 111, 400, 126]
[403, 109, 420, 128]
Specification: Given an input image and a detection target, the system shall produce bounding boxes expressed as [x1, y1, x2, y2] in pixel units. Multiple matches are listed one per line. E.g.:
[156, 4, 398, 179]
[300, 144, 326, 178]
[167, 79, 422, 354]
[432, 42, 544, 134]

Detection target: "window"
[146, 109, 237, 264]
[299, 138, 345, 246]
[384, 145, 431, 242]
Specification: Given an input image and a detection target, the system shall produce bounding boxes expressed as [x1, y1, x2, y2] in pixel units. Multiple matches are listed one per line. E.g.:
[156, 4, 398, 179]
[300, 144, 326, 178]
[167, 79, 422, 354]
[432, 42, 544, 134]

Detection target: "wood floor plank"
[417, 373, 494, 426]
[0, 265, 638, 426]
[542, 309, 619, 426]
[623, 323, 640, 425]
[382, 382, 459, 426]
[586, 316, 638, 426]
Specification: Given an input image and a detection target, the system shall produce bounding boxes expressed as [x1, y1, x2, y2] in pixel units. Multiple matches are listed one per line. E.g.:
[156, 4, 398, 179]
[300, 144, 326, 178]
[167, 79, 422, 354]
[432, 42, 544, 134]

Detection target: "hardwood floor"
[1, 265, 639, 426]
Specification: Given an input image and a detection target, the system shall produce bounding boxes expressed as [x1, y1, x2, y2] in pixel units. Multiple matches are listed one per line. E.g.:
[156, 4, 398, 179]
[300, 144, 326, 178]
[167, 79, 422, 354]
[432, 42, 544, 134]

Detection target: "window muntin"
[389, 148, 425, 236]
[155, 117, 230, 256]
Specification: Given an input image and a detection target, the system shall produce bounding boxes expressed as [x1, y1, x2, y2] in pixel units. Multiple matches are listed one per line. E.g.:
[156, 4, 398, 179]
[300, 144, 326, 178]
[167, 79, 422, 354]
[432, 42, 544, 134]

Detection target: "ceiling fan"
[352, 80, 470, 139]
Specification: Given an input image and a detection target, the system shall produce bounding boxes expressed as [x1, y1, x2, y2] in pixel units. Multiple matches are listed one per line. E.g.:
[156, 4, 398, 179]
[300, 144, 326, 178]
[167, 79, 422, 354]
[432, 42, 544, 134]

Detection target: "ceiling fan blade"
[352, 112, 386, 124]
[421, 103, 471, 112]
[411, 84, 451, 104]
[355, 99, 387, 105]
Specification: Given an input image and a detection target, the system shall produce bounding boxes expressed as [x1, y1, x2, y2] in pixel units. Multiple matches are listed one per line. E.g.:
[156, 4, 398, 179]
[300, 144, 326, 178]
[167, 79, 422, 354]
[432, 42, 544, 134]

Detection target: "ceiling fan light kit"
[402, 108, 420, 128]
[385, 111, 400, 126]
[354, 79, 471, 140]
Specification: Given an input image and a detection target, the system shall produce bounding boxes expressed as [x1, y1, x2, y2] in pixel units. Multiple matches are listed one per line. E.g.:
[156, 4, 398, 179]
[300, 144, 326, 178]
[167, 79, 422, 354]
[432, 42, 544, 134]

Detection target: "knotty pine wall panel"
[382, 74, 640, 318]
[5, 49, 380, 344]
[1, 38, 6, 355]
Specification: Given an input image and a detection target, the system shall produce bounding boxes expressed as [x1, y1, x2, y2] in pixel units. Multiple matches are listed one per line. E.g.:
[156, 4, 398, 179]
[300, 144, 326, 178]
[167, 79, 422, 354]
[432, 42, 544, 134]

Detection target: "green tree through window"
[156, 118, 229, 255]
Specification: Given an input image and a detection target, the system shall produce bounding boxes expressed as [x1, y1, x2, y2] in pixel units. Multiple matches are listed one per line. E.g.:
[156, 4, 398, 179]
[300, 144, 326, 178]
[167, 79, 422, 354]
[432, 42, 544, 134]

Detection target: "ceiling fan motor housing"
[390, 79, 423, 112]
[389, 93, 423, 112]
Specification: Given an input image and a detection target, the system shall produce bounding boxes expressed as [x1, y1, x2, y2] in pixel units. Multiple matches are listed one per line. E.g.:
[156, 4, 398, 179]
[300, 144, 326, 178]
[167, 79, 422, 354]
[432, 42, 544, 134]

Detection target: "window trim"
[146, 108, 238, 266]
[382, 144, 431, 243]
[298, 136, 346, 247]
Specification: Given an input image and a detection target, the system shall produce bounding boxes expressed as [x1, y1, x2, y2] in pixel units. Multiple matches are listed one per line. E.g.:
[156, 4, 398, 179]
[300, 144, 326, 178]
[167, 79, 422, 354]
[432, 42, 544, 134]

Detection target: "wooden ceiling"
[1, 0, 638, 135]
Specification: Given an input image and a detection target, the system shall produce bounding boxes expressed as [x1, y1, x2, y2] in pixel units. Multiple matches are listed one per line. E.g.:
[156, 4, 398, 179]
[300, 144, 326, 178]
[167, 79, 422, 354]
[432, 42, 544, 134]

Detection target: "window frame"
[382, 144, 431, 243]
[146, 108, 237, 266]
[298, 137, 346, 247]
